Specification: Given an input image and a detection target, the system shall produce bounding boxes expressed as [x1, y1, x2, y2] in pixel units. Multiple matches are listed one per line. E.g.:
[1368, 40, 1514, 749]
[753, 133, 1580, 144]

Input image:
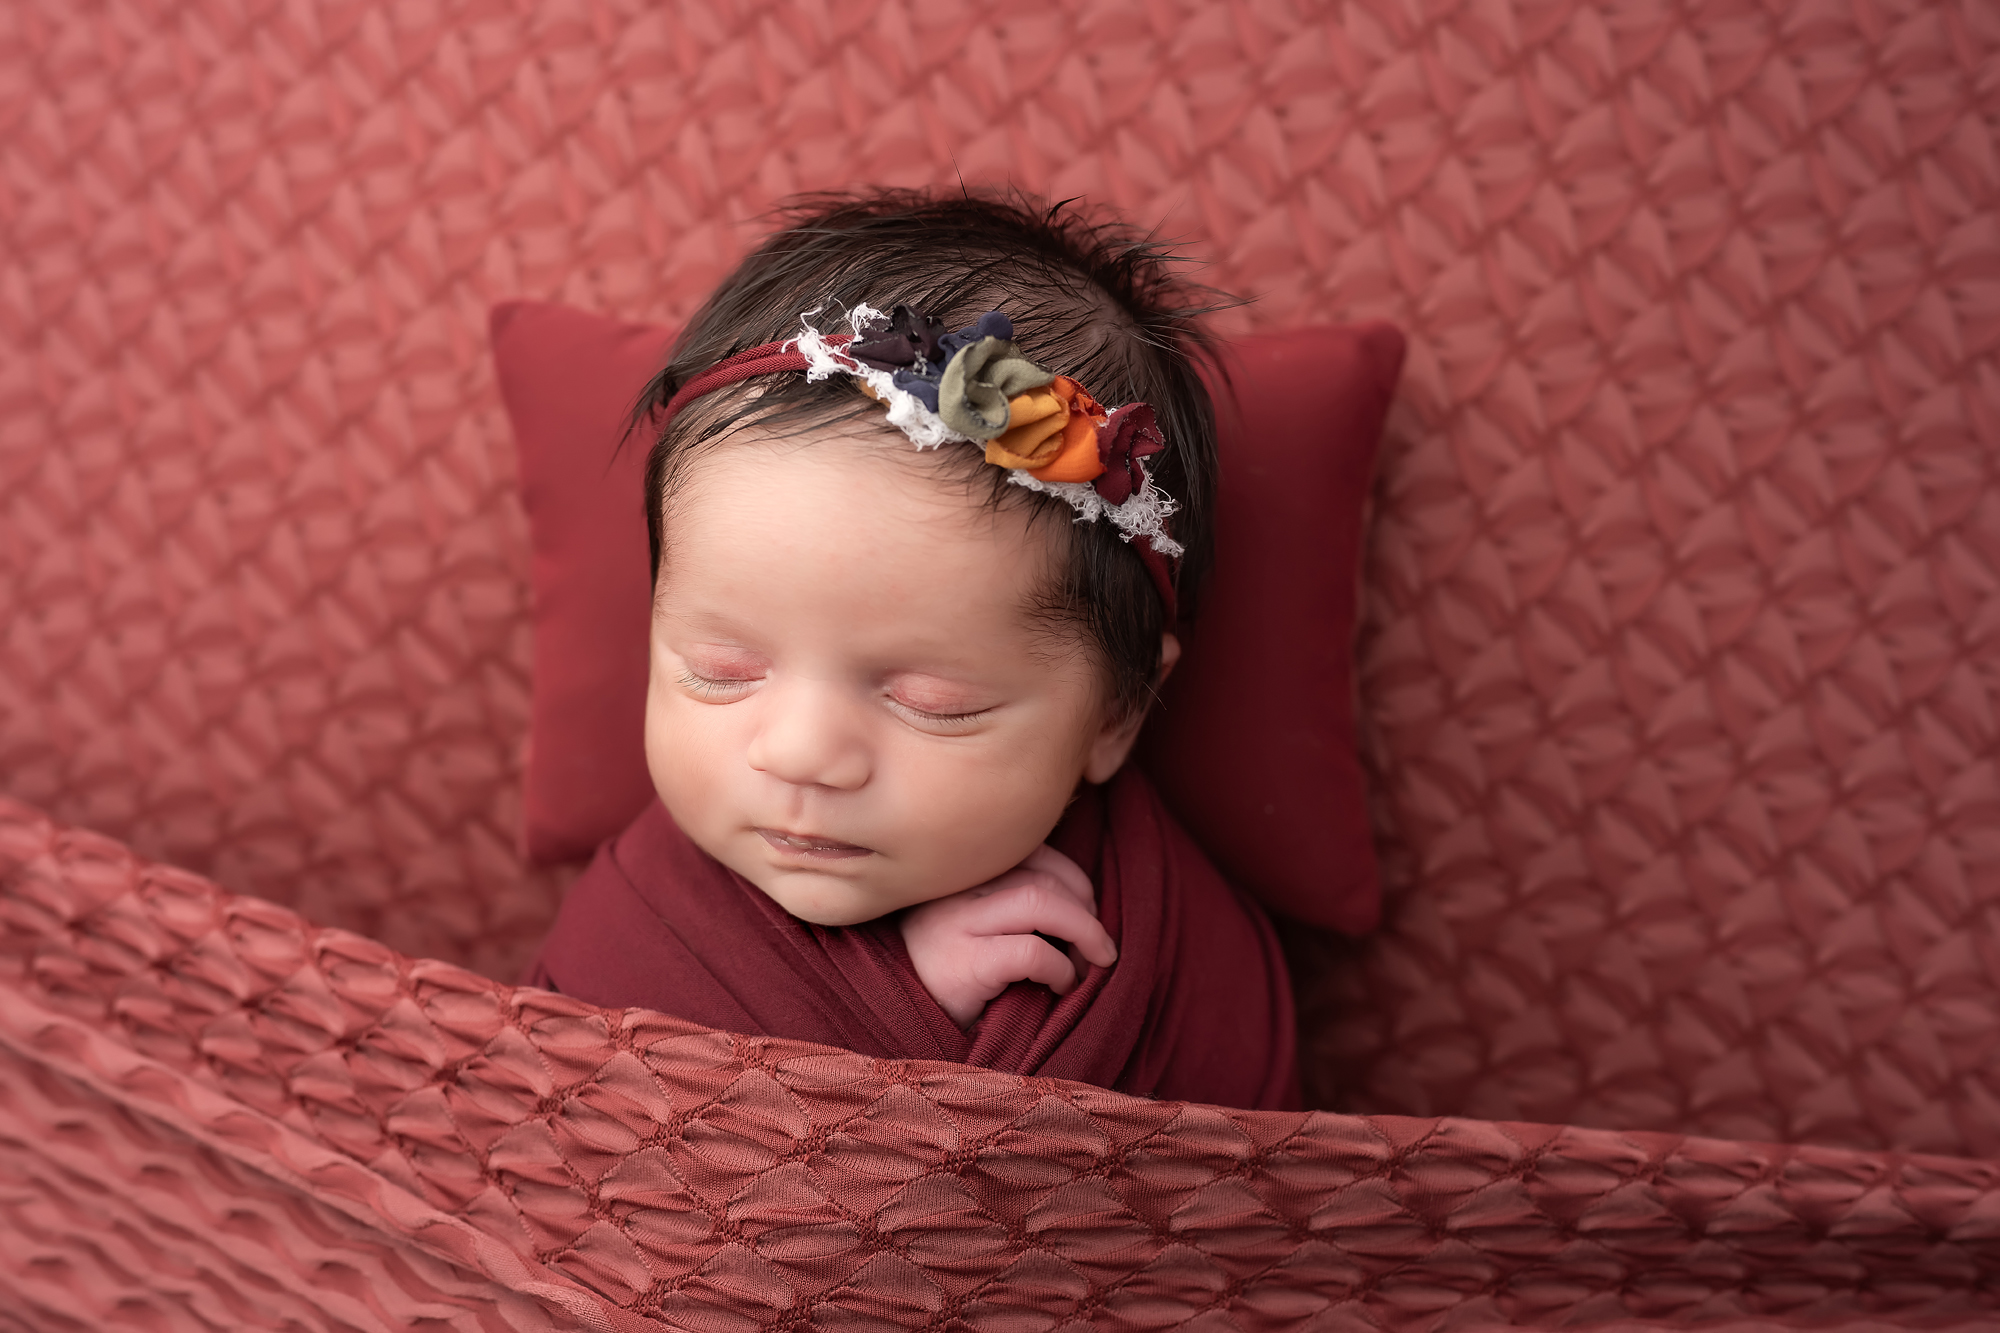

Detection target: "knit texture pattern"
[7, 798, 2000, 1329]
[3, 2, 1999, 1308]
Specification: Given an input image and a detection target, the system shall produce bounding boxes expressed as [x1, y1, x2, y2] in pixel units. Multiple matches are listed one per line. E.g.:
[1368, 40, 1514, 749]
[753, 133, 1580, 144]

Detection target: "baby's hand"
[899, 844, 1119, 1028]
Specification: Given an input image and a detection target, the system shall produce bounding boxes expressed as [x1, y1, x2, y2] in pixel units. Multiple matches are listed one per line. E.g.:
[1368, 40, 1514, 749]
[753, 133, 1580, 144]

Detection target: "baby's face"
[645, 431, 1134, 926]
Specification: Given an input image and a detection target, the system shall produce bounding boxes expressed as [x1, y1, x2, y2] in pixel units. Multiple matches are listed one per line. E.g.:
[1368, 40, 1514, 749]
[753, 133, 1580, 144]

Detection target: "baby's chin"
[749, 867, 921, 927]
[685, 825, 934, 925]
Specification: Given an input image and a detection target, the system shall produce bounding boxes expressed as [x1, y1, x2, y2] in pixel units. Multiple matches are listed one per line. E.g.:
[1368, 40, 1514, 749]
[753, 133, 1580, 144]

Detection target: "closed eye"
[890, 696, 992, 729]
[679, 669, 759, 699]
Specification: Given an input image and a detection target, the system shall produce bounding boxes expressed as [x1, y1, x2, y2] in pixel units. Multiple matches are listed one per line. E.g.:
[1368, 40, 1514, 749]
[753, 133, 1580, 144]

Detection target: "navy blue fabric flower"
[890, 369, 942, 411]
[934, 312, 1014, 365]
[850, 308, 1032, 424]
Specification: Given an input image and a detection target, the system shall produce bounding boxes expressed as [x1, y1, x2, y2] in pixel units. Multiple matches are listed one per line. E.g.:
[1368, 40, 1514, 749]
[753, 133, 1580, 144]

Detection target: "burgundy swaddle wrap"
[524, 766, 1300, 1110]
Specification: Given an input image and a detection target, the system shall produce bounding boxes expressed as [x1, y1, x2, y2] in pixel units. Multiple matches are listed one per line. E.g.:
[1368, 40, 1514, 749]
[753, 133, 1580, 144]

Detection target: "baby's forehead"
[664, 428, 1058, 574]
[657, 450, 1097, 670]
[666, 422, 1051, 545]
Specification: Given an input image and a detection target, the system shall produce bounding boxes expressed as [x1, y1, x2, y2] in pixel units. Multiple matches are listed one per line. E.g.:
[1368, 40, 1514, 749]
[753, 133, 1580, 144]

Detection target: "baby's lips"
[755, 827, 873, 860]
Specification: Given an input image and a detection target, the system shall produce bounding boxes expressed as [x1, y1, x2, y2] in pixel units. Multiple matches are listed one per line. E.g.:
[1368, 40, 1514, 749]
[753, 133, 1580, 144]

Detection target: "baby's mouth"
[756, 828, 873, 860]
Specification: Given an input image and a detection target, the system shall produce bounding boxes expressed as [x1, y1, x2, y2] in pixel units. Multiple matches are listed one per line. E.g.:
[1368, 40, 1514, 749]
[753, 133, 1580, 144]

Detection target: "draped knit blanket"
[524, 767, 1300, 1111]
[5, 797, 1998, 1332]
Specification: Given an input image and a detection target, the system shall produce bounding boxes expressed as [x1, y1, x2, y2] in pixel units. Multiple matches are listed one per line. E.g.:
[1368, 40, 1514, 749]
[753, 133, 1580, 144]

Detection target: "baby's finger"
[968, 934, 1077, 996]
[1063, 919, 1119, 970]
[959, 883, 1118, 968]
[1050, 916, 1117, 970]
[1021, 843, 1095, 911]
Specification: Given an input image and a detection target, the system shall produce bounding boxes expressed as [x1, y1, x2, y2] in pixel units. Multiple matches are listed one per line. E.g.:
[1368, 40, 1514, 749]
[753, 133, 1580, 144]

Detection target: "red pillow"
[493, 302, 671, 866]
[493, 301, 1402, 932]
[1137, 329, 1402, 932]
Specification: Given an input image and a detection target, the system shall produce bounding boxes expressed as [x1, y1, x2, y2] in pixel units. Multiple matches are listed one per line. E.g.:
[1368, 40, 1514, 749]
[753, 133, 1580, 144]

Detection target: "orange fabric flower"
[985, 376, 1109, 483]
[983, 386, 1068, 468]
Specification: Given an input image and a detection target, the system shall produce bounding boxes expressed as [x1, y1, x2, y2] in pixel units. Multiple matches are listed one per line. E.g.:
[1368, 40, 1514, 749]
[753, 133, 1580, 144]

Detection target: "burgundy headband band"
[656, 334, 1182, 623]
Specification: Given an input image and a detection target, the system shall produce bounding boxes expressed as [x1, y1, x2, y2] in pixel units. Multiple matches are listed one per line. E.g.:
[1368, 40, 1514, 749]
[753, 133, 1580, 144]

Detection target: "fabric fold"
[523, 766, 1299, 1111]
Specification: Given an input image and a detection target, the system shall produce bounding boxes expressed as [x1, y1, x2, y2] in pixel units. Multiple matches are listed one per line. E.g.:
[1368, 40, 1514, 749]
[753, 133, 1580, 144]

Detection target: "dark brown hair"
[632, 188, 1230, 717]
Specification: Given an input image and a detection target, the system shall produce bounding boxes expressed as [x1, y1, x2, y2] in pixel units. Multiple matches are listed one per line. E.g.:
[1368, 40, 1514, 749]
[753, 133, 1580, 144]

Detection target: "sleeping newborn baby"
[523, 190, 1297, 1110]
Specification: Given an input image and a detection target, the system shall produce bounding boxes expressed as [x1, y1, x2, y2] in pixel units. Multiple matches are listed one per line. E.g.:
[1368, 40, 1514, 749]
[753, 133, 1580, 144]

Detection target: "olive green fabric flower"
[936, 336, 1054, 441]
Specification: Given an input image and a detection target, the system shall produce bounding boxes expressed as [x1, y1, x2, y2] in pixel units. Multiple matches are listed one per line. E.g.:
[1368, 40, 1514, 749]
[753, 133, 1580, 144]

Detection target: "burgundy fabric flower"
[853, 308, 1021, 415]
[1093, 404, 1166, 505]
[850, 304, 947, 370]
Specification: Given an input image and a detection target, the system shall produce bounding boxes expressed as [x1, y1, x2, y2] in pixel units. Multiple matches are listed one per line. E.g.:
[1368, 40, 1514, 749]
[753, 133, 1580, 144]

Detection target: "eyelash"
[678, 669, 755, 697]
[679, 668, 990, 726]
[896, 701, 991, 728]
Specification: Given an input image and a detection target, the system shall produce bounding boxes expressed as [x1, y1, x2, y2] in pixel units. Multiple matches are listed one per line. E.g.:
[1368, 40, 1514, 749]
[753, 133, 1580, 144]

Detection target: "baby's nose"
[744, 680, 872, 791]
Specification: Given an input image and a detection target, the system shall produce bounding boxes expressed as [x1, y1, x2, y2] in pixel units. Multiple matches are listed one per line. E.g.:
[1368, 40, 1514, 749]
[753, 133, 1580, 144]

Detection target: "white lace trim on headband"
[791, 306, 970, 450]
[1006, 471, 1186, 558]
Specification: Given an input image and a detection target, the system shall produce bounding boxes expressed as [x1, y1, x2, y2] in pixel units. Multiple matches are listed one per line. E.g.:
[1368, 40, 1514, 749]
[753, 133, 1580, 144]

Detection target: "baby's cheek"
[890, 746, 1071, 896]
[644, 692, 735, 813]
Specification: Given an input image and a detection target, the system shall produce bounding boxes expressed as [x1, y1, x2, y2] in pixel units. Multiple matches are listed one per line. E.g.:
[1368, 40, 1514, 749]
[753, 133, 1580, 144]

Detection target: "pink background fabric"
[3, 0, 1998, 1227]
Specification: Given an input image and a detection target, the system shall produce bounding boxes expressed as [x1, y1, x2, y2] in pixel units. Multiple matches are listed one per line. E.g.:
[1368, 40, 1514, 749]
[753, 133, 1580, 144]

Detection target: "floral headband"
[660, 303, 1183, 620]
